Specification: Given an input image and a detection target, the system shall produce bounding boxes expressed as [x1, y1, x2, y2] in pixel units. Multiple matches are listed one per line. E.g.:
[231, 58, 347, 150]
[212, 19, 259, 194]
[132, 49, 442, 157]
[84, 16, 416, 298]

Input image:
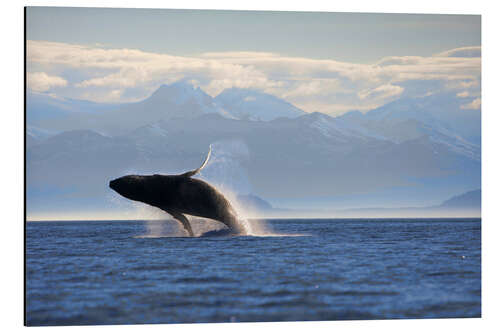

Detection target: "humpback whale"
[109, 146, 245, 236]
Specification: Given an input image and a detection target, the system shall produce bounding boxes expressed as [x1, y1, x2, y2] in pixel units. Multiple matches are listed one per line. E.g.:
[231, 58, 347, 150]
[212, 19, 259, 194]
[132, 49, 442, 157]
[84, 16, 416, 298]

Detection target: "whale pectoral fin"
[180, 145, 211, 177]
[167, 210, 194, 237]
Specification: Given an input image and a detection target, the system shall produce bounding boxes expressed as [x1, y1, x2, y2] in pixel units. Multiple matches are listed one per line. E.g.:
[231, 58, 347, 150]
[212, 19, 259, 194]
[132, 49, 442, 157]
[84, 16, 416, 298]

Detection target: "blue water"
[26, 218, 481, 326]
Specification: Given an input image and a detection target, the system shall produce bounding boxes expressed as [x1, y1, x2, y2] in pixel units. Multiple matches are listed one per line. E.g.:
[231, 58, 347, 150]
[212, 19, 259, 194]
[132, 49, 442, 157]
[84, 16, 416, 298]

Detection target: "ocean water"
[26, 218, 481, 326]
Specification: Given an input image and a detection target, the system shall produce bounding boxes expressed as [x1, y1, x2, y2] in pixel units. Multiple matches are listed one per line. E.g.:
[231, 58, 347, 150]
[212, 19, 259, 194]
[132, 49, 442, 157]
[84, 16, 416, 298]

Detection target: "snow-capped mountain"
[135, 81, 234, 119]
[26, 107, 480, 216]
[215, 88, 306, 121]
[27, 125, 56, 140]
[338, 93, 481, 161]
[295, 112, 388, 142]
[28, 82, 308, 135]
[26, 91, 121, 123]
[25, 82, 481, 217]
[26, 125, 60, 148]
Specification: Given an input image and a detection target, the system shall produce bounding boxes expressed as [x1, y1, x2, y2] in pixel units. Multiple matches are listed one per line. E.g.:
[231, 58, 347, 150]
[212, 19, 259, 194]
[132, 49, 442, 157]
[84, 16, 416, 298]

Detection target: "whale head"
[109, 175, 148, 202]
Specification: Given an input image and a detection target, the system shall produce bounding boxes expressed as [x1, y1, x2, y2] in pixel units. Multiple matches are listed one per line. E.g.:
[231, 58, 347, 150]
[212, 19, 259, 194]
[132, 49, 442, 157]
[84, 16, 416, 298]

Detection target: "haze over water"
[26, 218, 480, 325]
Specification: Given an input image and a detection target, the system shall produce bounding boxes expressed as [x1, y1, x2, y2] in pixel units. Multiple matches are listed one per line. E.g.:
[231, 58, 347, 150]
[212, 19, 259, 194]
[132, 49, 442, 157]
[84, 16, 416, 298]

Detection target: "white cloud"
[358, 84, 404, 100]
[201, 51, 279, 59]
[27, 72, 67, 92]
[461, 98, 481, 110]
[434, 46, 481, 58]
[26, 41, 482, 114]
[277, 79, 345, 107]
[457, 91, 469, 98]
[445, 79, 480, 91]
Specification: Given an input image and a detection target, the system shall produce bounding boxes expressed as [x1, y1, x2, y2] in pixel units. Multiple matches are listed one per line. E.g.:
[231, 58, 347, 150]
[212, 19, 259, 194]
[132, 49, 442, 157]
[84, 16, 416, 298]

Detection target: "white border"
[3, 1, 499, 332]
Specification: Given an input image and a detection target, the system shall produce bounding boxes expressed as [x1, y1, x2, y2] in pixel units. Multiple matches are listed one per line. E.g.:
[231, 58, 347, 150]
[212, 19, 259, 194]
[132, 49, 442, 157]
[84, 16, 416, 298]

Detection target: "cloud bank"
[27, 71, 68, 92]
[27, 40, 481, 115]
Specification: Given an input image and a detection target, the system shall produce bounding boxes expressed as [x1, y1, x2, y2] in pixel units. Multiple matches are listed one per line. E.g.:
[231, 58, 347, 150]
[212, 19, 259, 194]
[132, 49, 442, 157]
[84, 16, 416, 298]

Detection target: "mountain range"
[27, 81, 308, 136]
[25, 81, 481, 219]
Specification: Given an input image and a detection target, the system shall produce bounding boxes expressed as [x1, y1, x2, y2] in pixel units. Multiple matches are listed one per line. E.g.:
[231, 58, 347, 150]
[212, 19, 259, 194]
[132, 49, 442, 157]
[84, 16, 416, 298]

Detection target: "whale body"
[109, 146, 245, 236]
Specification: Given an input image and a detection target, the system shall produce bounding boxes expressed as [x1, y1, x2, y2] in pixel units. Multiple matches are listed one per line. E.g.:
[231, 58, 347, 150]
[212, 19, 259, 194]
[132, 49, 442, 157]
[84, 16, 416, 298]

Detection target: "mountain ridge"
[26, 81, 481, 217]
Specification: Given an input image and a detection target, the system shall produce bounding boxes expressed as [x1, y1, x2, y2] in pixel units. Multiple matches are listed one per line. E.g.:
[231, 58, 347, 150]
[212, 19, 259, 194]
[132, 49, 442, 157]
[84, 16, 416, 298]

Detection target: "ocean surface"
[26, 218, 481, 326]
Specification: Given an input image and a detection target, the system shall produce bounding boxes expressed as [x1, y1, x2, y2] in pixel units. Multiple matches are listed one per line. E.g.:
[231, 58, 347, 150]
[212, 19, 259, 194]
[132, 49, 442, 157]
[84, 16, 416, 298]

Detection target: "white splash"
[111, 141, 307, 237]
[211, 183, 306, 237]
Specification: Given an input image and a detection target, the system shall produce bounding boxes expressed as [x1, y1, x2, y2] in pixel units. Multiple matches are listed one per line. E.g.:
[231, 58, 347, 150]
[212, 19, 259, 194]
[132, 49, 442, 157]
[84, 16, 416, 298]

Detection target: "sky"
[26, 7, 481, 115]
[24, 7, 483, 220]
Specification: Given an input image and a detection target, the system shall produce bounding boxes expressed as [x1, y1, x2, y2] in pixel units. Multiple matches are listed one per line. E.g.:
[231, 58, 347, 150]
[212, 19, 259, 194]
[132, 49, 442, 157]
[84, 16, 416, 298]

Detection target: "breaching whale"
[109, 146, 245, 236]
